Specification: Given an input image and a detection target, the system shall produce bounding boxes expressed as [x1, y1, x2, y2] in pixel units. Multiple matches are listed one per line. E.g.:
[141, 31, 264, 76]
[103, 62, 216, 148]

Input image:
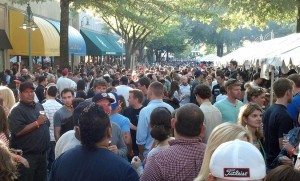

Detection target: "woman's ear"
[208, 173, 215, 181]
[171, 118, 175, 128]
[107, 127, 112, 138]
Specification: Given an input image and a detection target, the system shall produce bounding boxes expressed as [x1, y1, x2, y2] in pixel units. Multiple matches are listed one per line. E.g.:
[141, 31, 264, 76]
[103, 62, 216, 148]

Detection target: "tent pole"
[270, 68, 274, 106]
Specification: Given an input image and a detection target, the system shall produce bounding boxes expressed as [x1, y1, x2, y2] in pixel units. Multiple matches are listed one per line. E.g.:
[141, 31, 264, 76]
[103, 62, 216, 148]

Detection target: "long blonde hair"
[194, 122, 252, 181]
[0, 86, 15, 111]
[0, 140, 18, 181]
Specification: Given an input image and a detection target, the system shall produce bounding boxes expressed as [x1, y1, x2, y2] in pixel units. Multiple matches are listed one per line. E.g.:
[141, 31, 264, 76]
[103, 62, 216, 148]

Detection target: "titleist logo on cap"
[224, 168, 250, 178]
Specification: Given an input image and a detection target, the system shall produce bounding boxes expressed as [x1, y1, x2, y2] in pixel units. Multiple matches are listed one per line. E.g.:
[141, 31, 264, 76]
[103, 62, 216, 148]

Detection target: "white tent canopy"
[220, 33, 300, 67]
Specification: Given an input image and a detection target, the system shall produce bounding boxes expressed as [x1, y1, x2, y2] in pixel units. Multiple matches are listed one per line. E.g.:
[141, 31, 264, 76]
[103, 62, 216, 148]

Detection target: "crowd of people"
[0, 60, 300, 181]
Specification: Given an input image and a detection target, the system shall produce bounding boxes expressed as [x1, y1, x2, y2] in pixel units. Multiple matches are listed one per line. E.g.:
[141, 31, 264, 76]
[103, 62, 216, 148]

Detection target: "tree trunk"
[217, 44, 224, 57]
[297, 0, 300, 33]
[59, 0, 70, 69]
[166, 51, 169, 61]
[155, 50, 159, 62]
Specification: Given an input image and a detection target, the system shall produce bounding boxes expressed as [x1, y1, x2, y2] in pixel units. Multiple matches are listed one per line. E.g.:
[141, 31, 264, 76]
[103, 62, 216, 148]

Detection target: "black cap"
[73, 101, 91, 126]
[14, 76, 26, 84]
[120, 76, 128, 85]
[19, 82, 35, 92]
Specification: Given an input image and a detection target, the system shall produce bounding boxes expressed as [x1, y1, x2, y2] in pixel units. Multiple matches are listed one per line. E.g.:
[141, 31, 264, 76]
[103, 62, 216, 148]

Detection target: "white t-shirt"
[56, 76, 77, 94]
[115, 85, 133, 107]
[55, 130, 80, 159]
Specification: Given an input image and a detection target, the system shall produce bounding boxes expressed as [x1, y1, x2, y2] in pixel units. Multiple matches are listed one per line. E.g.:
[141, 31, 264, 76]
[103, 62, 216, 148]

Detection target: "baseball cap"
[194, 70, 202, 77]
[62, 69, 69, 76]
[120, 76, 129, 85]
[225, 78, 242, 89]
[14, 76, 26, 84]
[73, 101, 91, 126]
[92, 92, 114, 103]
[19, 82, 35, 92]
[209, 139, 266, 180]
[108, 92, 119, 110]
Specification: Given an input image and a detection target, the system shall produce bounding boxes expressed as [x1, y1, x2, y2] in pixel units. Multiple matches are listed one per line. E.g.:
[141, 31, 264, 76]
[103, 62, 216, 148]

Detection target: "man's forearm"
[16, 121, 39, 137]
[138, 144, 145, 160]
[54, 127, 61, 142]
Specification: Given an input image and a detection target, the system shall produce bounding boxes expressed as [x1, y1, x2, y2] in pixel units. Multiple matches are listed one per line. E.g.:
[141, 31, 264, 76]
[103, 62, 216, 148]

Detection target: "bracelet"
[14, 155, 20, 162]
[289, 147, 296, 156]
[35, 121, 39, 128]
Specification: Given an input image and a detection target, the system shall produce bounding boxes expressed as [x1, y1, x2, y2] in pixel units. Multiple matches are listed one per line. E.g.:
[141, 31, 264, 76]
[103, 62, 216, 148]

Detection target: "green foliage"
[200, 0, 298, 30]
[147, 24, 189, 55]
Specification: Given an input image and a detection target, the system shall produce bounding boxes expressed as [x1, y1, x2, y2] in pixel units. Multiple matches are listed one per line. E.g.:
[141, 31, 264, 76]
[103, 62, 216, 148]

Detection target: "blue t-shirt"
[214, 98, 243, 123]
[110, 114, 130, 132]
[287, 94, 300, 126]
[50, 146, 139, 181]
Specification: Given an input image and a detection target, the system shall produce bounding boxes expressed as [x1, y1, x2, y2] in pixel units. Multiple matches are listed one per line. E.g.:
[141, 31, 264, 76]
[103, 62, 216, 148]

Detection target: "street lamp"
[117, 37, 125, 68]
[19, 3, 38, 73]
[81, 16, 90, 27]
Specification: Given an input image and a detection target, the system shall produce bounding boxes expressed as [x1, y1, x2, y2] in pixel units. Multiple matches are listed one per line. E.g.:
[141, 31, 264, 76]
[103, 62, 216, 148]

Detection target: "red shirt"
[141, 139, 206, 181]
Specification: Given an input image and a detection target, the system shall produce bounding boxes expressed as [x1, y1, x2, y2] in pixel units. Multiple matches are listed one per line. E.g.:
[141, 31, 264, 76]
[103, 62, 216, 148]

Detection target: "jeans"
[17, 153, 47, 181]
[47, 141, 56, 172]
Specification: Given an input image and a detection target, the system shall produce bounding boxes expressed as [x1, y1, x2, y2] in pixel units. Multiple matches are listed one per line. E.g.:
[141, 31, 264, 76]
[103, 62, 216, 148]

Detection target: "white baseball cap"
[209, 139, 266, 180]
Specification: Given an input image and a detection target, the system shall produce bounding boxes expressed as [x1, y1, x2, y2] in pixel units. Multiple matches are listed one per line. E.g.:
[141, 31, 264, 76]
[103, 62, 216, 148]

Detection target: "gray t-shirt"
[53, 106, 72, 127]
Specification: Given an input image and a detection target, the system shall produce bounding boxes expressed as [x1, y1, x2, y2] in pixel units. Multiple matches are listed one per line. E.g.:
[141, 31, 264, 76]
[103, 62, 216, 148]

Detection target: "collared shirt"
[8, 101, 50, 154]
[43, 99, 63, 141]
[141, 139, 206, 181]
[179, 84, 191, 106]
[214, 98, 243, 123]
[136, 99, 174, 157]
[200, 102, 222, 143]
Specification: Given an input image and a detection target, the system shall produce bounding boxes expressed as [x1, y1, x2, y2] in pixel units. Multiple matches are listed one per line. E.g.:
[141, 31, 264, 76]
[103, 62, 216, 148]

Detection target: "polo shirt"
[8, 101, 50, 154]
[214, 98, 243, 123]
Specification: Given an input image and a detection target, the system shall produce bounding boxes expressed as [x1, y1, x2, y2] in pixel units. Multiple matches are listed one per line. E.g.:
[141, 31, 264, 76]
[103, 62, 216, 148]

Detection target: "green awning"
[80, 29, 118, 56]
[0, 29, 12, 49]
[102, 35, 124, 56]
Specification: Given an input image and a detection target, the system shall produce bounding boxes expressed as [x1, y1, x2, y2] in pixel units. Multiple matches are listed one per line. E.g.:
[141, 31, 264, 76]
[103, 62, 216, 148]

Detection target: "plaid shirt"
[141, 139, 206, 181]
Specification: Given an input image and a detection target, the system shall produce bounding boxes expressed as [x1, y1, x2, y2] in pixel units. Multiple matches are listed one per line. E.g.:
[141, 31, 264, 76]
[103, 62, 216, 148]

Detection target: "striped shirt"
[43, 99, 63, 141]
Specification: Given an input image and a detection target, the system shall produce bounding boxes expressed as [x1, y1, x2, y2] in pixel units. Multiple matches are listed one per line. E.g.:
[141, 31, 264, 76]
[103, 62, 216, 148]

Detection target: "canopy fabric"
[46, 19, 86, 56]
[220, 33, 300, 68]
[103, 35, 124, 56]
[0, 29, 12, 49]
[9, 10, 59, 56]
[80, 29, 119, 56]
[200, 54, 221, 62]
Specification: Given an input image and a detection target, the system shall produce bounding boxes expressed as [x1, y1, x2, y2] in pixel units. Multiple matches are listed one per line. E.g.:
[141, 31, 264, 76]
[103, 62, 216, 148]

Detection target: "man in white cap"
[208, 140, 266, 181]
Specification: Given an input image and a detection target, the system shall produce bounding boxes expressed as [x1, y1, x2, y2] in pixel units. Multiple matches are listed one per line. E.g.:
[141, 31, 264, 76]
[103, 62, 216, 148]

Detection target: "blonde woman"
[238, 103, 264, 152]
[0, 140, 18, 181]
[246, 86, 266, 108]
[194, 122, 252, 181]
[0, 86, 16, 115]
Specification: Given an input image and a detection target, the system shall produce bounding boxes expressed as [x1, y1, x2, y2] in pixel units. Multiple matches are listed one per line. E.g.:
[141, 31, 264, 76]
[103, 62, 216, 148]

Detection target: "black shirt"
[35, 84, 45, 103]
[212, 84, 221, 101]
[263, 104, 294, 169]
[8, 101, 50, 154]
[229, 70, 238, 79]
[123, 106, 143, 152]
[190, 79, 200, 105]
